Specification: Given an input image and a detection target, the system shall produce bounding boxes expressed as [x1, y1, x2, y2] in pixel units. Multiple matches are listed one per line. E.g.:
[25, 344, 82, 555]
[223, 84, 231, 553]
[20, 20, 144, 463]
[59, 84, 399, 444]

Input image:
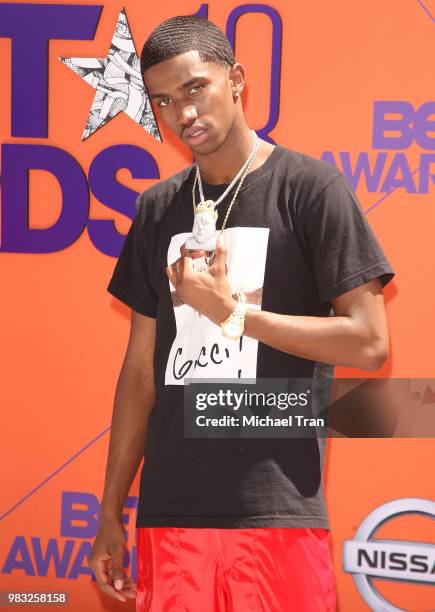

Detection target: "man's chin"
[188, 139, 222, 157]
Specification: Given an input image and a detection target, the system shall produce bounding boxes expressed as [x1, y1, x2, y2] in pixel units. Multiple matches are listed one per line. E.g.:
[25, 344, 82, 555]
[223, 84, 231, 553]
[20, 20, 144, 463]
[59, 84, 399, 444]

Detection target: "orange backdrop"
[1, 0, 434, 610]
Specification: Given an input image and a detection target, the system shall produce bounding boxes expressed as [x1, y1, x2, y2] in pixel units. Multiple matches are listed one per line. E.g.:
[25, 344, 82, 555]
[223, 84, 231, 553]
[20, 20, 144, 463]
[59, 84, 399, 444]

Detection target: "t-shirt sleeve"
[298, 171, 395, 309]
[106, 193, 158, 318]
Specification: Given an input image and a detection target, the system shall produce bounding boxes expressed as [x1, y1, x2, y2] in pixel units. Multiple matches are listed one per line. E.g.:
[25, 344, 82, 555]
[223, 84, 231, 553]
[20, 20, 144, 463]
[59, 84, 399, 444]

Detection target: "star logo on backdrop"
[58, 7, 162, 142]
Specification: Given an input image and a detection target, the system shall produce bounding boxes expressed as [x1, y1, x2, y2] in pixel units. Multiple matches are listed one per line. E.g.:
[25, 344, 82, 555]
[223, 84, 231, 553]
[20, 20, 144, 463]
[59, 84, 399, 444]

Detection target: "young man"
[90, 15, 395, 611]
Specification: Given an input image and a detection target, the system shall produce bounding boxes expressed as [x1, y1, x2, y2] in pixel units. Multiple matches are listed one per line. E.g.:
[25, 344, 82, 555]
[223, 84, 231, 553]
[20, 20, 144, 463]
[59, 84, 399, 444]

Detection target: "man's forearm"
[243, 308, 385, 371]
[100, 364, 156, 521]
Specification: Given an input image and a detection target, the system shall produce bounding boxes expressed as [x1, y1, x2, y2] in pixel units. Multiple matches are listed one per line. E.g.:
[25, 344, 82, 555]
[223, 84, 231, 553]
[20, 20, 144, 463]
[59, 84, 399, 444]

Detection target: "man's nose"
[175, 102, 198, 127]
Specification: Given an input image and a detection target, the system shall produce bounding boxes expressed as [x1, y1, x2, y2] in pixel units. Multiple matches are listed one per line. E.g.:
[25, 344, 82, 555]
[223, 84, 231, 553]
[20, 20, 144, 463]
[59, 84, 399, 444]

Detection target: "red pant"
[136, 527, 337, 611]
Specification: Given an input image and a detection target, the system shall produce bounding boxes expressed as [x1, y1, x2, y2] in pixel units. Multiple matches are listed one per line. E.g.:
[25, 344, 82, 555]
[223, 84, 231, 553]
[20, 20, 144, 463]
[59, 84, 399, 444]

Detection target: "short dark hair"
[140, 15, 235, 76]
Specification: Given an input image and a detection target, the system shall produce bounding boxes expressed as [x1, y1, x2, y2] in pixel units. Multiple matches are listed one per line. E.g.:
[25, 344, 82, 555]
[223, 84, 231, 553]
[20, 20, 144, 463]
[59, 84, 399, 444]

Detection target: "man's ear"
[229, 62, 245, 96]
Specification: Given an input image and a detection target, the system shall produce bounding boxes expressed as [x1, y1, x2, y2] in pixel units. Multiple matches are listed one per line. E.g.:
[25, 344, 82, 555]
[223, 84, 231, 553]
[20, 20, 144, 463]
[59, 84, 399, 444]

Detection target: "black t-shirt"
[107, 144, 395, 529]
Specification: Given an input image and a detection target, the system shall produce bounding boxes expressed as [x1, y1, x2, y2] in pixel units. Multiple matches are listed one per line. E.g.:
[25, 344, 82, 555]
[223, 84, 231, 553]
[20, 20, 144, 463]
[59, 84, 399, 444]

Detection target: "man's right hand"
[90, 516, 138, 603]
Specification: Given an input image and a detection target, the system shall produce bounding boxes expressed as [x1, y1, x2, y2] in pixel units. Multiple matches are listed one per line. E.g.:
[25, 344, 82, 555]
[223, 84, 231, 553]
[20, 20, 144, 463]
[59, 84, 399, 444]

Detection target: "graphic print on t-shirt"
[165, 227, 270, 385]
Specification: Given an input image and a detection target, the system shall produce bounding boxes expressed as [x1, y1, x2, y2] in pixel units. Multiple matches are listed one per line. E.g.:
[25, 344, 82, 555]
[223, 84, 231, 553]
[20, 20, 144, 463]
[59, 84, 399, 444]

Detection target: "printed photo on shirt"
[165, 226, 270, 385]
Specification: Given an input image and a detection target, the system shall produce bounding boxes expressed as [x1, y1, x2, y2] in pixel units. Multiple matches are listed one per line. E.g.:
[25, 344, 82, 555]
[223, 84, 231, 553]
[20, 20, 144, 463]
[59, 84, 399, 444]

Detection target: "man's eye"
[189, 85, 204, 95]
[158, 98, 171, 107]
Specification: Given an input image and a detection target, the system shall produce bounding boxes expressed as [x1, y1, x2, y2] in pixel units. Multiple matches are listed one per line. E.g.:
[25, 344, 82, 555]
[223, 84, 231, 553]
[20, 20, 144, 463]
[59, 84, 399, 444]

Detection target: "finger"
[114, 573, 125, 592]
[181, 243, 206, 260]
[181, 253, 192, 274]
[176, 257, 184, 275]
[123, 577, 138, 591]
[210, 234, 227, 274]
[169, 258, 182, 282]
[189, 249, 206, 260]
[166, 264, 176, 286]
[107, 566, 132, 585]
[108, 577, 137, 599]
[91, 554, 112, 586]
[116, 576, 137, 598]
[112, 546, 126, 592]
[92, 556, 128, 602]
[101, 583, 128, 602]
[180, 243, 191, 257]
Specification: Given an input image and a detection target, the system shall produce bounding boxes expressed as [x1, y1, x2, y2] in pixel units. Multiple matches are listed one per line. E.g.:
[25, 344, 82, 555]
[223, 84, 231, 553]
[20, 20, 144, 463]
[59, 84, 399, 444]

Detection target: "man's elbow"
[361, 337, 389, 371]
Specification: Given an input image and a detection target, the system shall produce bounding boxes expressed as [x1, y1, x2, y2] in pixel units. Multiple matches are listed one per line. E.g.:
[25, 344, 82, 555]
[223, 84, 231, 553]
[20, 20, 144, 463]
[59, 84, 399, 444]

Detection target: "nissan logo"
[342, 498, 435, 611]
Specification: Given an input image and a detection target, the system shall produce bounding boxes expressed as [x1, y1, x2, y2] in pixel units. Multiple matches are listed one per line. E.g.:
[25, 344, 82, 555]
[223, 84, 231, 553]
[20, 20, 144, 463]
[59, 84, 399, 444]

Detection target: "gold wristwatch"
[221, 293, 247, 340]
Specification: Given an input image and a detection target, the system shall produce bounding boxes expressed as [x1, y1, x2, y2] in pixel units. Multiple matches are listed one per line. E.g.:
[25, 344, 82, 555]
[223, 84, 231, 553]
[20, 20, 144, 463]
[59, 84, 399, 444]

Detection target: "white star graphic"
[58, 7, 161, 141]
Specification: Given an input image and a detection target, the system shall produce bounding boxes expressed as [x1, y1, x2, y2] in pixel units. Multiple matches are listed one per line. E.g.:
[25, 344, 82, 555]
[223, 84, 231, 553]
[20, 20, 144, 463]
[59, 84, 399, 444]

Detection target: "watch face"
[223, 321, 242, 339]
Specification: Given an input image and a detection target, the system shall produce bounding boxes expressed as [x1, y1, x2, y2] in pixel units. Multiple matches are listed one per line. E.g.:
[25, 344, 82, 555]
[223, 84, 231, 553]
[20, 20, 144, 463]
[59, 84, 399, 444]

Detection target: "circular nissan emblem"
[342, 498, 435, 611]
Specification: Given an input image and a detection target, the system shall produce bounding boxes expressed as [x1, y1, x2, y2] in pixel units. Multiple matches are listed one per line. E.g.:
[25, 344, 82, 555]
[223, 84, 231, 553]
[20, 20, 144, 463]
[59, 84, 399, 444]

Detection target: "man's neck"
[194, 123, 257, 185]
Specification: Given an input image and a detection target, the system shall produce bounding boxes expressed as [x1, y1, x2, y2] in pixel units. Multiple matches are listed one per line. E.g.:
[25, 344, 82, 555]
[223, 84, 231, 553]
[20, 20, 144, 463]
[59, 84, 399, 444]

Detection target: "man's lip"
[184, 126, 208, 139]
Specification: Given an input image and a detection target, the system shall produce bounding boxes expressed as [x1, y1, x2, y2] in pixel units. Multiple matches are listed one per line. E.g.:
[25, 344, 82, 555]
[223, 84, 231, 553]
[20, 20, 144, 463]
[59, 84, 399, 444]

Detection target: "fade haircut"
[140, 15, 235, 76]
